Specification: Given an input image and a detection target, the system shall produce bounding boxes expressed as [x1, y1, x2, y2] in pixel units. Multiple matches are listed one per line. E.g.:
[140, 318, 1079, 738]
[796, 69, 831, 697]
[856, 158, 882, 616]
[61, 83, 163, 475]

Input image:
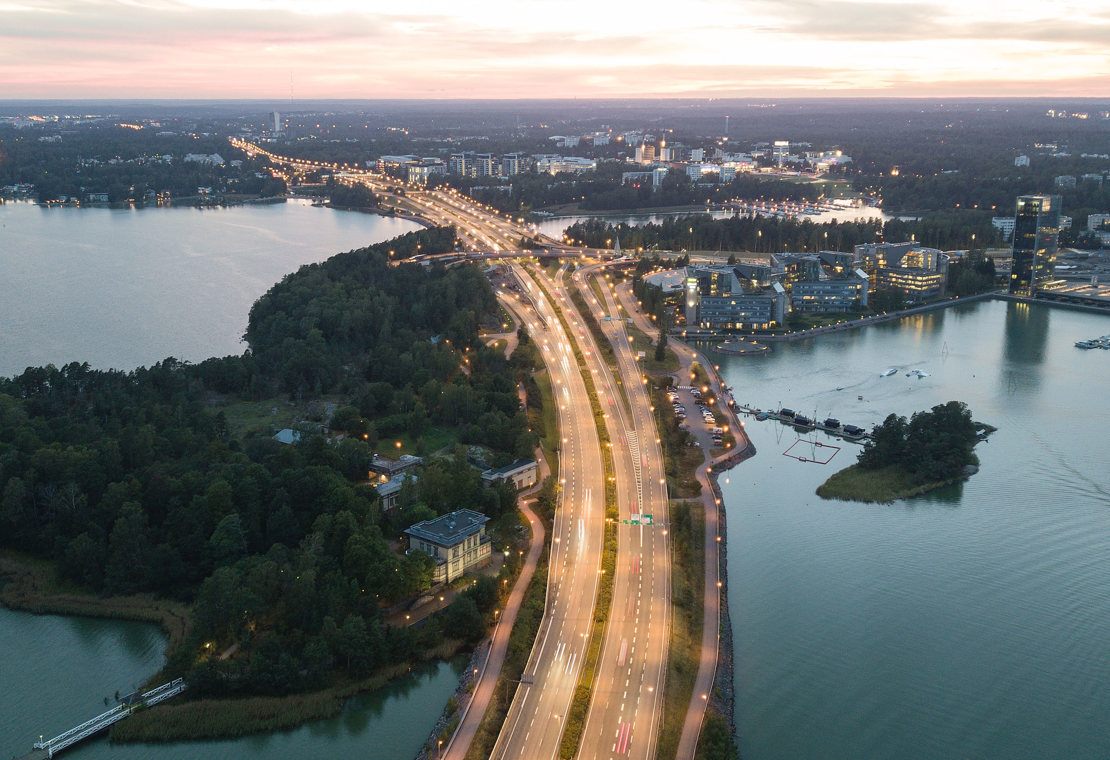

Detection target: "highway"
[559, 266, 671, 760]
[229, 140, 703, 760]
[489, 263, 606, 760]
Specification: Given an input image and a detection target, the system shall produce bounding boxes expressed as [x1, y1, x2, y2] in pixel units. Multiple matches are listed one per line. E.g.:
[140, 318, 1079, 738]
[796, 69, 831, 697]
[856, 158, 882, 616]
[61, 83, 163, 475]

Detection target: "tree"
[655, 330, 668, 362]
[104, 501, 152, 594]
[207, 513, 248, 569]
[857, 413, 908, 470]
[441, 595, 485, 642]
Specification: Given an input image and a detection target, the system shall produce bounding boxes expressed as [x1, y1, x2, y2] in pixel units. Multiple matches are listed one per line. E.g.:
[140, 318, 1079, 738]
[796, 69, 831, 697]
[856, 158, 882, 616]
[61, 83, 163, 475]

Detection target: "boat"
[1076, 340, 1098, 349]
[906, 369, 930, 379]
[880, 368, 897, 377]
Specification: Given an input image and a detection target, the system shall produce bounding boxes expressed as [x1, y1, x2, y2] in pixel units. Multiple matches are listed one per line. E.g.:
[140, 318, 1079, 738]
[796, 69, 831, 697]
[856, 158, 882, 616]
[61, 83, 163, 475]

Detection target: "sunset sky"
[1, 0, 1107, 99]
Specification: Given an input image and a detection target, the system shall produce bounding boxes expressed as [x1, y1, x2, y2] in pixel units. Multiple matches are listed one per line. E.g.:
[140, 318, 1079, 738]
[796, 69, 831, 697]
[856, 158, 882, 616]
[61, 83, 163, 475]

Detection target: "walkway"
[21, 679, 187, 759]
[443, 454, 549, 760]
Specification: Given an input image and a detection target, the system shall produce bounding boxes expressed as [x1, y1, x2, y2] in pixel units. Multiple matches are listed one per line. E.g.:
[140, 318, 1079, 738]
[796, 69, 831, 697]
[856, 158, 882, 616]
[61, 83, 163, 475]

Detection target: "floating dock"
[738, 405, 871, 444]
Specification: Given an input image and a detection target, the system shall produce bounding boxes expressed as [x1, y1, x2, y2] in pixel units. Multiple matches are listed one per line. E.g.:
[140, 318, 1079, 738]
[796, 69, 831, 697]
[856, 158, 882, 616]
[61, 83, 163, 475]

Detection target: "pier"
[737, 405, 871, 444]
[19, 678, 186, 759]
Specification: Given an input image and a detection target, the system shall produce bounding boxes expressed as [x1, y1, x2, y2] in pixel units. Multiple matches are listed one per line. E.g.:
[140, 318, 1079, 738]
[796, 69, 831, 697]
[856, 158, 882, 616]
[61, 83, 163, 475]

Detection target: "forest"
[0, 124, 285, 202]
[857, 401, 980, 484]
[0, 226, 541, 695]
[562, 210, 1003, 257]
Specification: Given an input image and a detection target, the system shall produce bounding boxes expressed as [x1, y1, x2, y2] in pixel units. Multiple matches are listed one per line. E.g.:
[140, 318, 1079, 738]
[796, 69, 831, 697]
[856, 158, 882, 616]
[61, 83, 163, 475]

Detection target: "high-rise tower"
[1008, 194, 1061, 296]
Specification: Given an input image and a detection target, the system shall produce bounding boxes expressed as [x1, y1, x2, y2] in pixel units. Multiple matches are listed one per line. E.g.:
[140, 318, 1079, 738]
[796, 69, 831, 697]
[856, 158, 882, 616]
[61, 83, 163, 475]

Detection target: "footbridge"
[21, 678, 187, 759]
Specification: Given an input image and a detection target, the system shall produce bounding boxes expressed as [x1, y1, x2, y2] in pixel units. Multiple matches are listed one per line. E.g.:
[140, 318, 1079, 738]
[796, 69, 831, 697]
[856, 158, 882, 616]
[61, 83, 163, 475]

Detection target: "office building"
[481, 458, 539, 490]
[1009, 194, 1062, 297]
[405, 509, 492, 585]
[772, 140, 790, 167]
[792, 270, 871, 312]
[369, 453, 422, 482]
[534, 156, 595, 174]
[501, 153, 524, 176]
[375, 473, 417, 512]
[992, 216, 1016, 239]
[1087, 213, 1110, 231]
[448, 153, 471, 176]
[684, 265, 786, 329]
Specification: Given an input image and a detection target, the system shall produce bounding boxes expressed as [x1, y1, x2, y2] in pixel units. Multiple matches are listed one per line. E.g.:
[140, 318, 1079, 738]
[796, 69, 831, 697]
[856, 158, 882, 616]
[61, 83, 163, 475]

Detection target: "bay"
[0, 200, 422, 378]
[713, 299, 1110, 759]
[0, 606, 464, 760]
[535, 203, 891, 239]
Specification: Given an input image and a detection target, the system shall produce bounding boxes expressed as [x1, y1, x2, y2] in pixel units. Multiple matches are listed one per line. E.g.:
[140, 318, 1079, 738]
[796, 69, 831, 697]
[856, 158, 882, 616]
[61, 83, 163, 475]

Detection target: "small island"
[817, 401, 989, 503]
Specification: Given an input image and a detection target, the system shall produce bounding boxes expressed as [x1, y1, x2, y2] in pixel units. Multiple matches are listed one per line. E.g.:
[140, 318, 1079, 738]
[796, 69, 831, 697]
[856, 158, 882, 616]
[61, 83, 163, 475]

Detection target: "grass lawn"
[816, 463, 959, 503]
[787, 311, 868, 331]
[657, 500, 705, 759]
[534, 368, 560, 469]
[386, 426, 459, 457]
[218, 397, 297, 437]
[625, 322, 680, 373]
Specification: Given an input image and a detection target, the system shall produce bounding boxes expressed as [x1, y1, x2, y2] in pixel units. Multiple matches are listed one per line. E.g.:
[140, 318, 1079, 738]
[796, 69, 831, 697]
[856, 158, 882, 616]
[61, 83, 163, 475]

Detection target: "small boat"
[906, 369, 930, 379]
[881, 368, 897, 377]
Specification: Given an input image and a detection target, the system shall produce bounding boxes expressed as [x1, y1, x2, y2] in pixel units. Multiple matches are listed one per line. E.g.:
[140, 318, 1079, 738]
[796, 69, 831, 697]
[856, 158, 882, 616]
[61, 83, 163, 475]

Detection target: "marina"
[739, 404, 871, 443]
[714, 299, 1110, 760]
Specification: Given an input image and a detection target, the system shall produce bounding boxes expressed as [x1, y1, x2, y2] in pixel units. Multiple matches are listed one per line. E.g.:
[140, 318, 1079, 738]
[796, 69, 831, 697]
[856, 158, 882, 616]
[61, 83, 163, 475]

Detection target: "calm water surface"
[535, 204, 891, 239]
[0, 606, 464, 760]
[713, 300, 1110, 759]
[0, 200, 421, 377]
[0, 200, 456, 759]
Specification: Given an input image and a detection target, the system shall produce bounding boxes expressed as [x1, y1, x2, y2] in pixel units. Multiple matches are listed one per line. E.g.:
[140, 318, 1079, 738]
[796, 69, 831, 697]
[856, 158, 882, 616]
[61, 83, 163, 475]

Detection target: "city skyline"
[2, 0, 1109, 100]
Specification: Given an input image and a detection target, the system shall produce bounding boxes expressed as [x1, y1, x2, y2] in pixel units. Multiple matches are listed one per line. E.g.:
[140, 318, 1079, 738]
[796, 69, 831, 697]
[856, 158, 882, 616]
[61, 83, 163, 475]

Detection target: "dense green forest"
[0, 125, 285, 202]
[858, 401, 979, 483]
[448, 163, 824, 214]
[326, 178, 380, 209]
[562, 211, 1003, 256]
[0, 227, 542, 695]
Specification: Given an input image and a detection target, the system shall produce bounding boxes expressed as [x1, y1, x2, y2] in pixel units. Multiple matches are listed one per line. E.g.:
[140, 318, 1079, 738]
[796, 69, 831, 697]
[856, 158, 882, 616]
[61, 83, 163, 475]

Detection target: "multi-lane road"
[554, 265, 672, 760]
[229, 140, 715, 759]
[490, 264, 606, 760]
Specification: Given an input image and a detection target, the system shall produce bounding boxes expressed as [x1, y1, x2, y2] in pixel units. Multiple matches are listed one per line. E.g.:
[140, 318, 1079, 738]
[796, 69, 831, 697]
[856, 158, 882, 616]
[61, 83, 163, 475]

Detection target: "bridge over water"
[18, 678, 187, 759]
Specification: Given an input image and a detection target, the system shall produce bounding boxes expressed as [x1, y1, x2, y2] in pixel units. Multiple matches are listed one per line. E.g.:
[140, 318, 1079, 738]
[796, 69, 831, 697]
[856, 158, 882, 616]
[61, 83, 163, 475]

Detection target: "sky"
[1, 0, 1108, 100]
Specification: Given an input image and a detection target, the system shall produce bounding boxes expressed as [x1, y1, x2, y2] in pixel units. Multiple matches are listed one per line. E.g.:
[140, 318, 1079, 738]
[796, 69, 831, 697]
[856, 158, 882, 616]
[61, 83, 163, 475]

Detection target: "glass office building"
[1009, 194, 1061, 297]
